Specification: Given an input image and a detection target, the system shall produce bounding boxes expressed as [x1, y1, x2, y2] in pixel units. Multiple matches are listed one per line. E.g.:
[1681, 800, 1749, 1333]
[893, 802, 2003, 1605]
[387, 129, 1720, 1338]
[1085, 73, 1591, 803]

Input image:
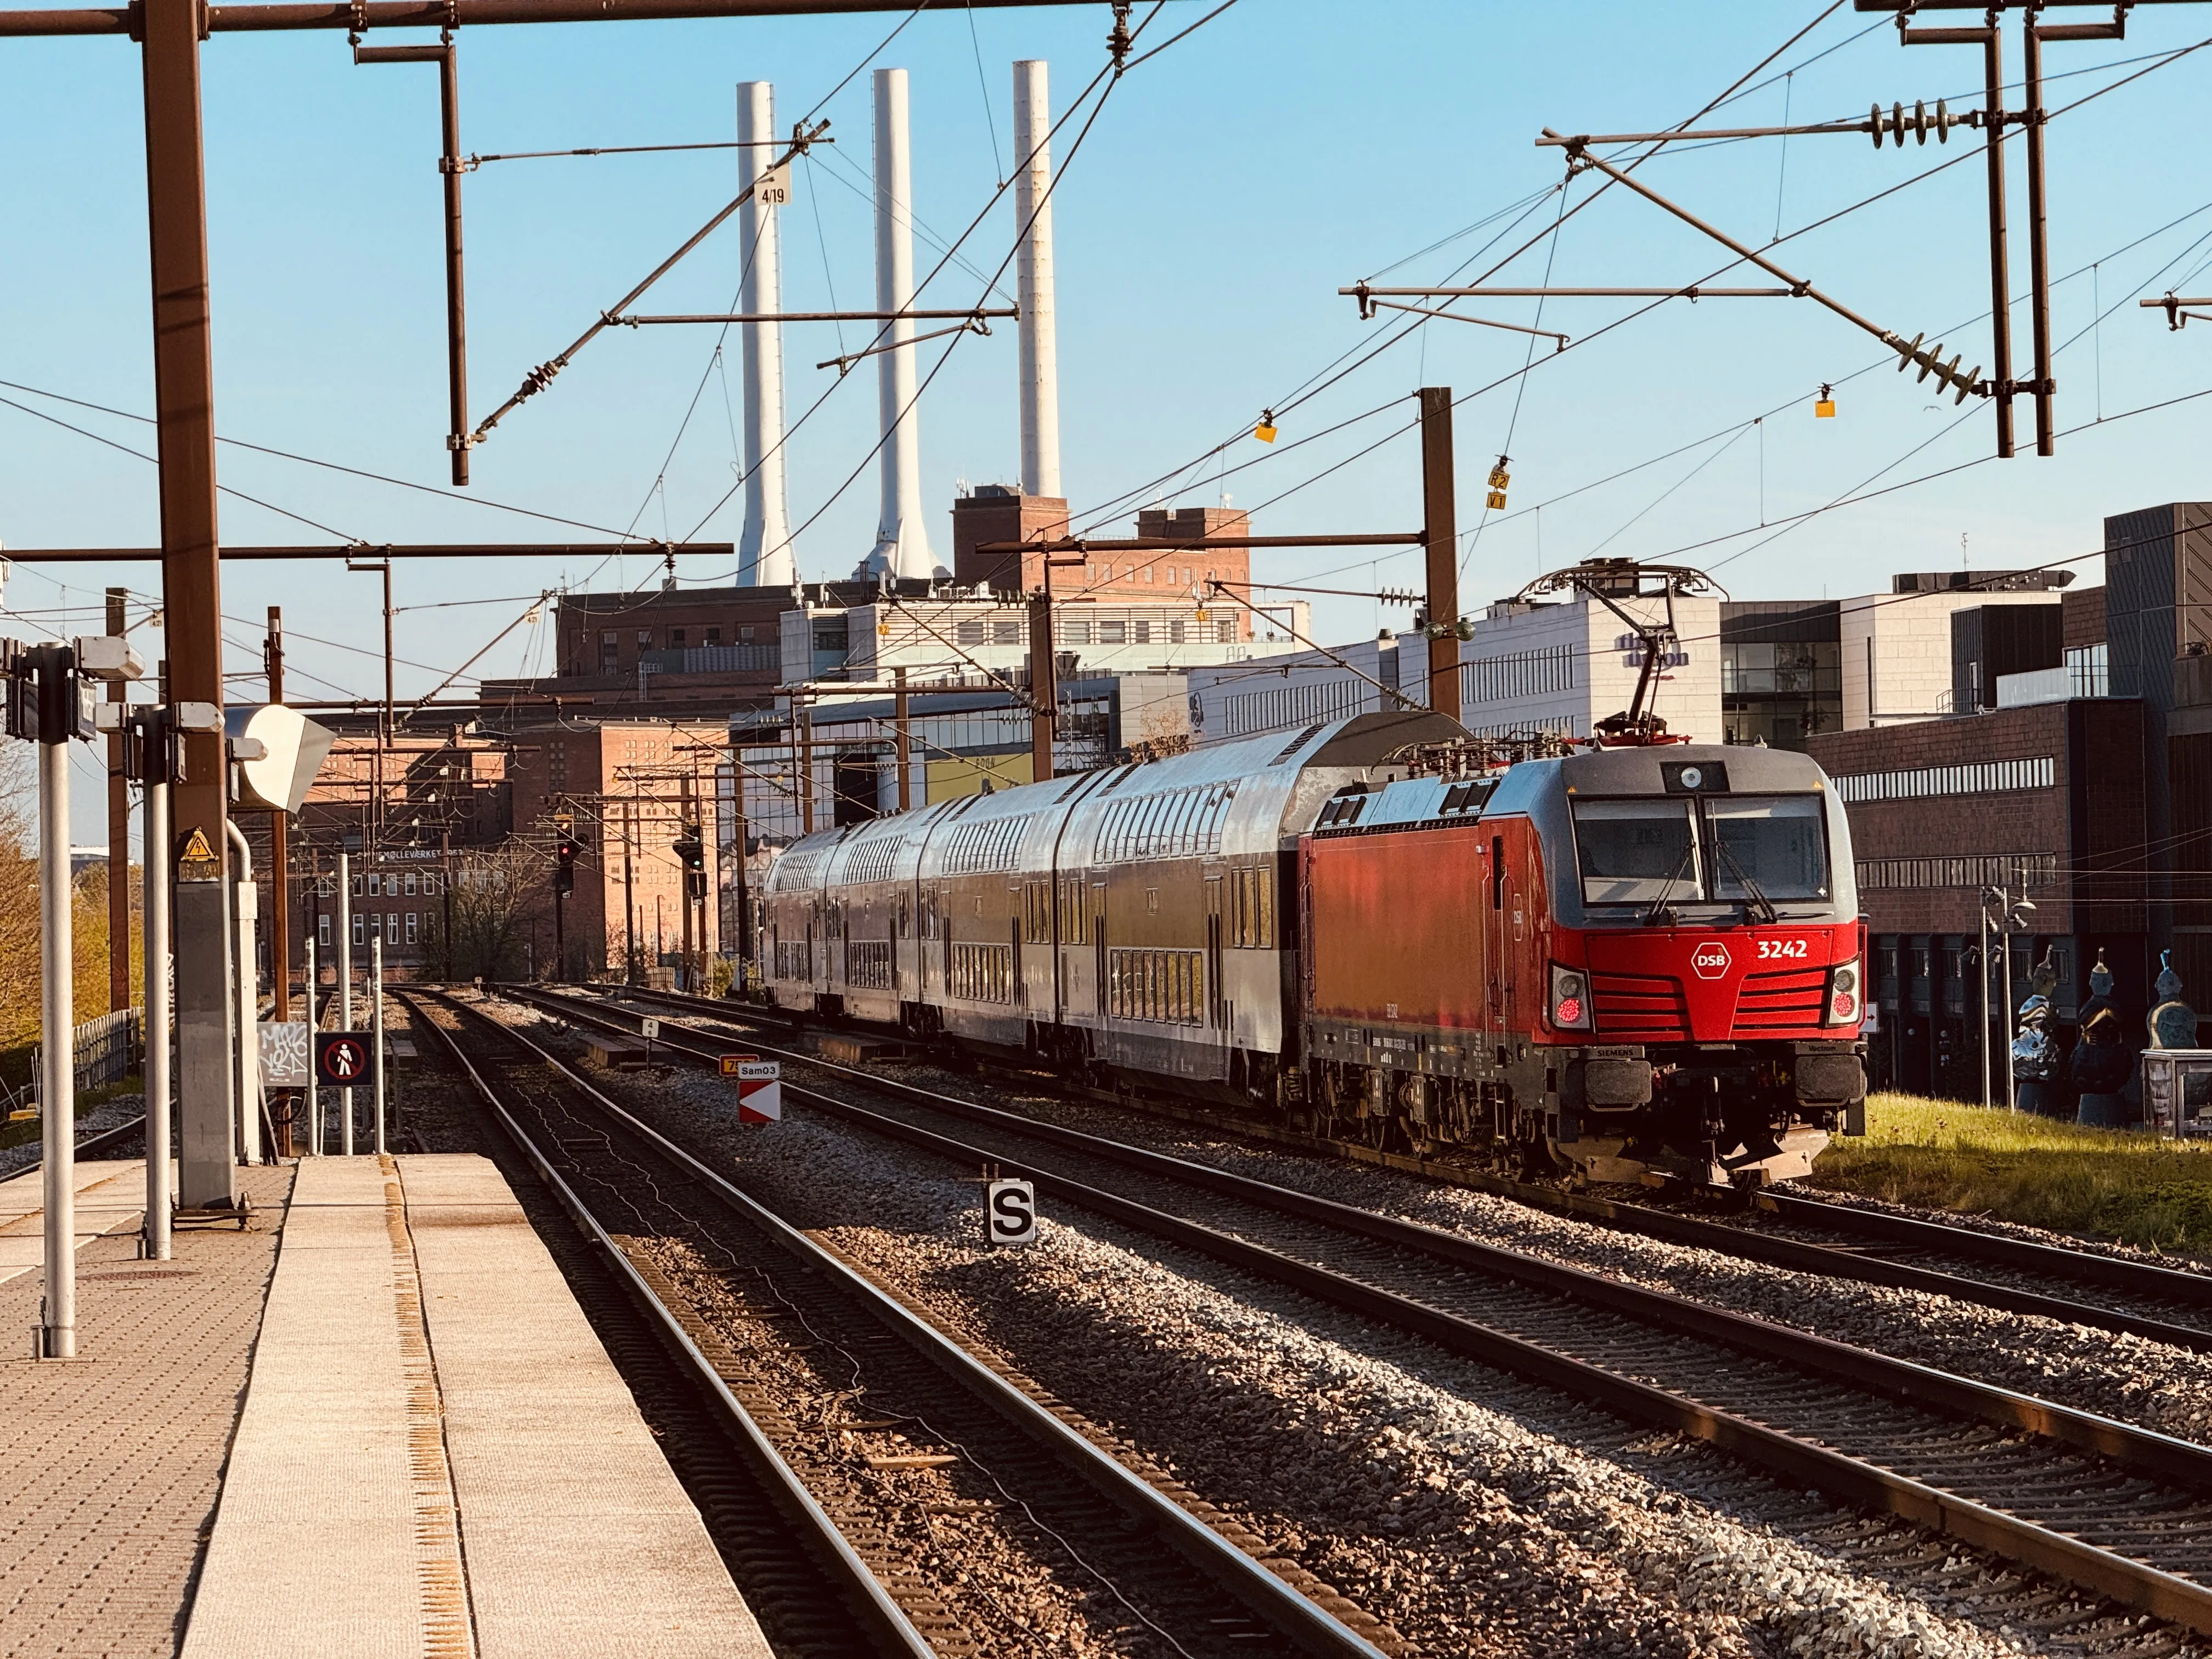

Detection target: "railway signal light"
[1254, 410, 1278, 444]
[1486, 457, 1510, 512]
[1815, 383, 1836, 419]
[674, 823, 707, 901]
[554, 833, 577, 895]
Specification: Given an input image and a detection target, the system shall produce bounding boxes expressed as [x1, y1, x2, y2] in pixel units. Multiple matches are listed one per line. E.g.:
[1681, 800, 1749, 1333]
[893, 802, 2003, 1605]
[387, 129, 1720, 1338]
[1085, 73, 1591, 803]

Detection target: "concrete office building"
[1812, 503, 2212, 1103]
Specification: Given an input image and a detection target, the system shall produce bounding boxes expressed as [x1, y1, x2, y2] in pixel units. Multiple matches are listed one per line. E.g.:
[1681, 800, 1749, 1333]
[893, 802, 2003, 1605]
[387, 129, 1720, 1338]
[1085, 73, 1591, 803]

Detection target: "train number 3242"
[1756, 939, 1809, 960]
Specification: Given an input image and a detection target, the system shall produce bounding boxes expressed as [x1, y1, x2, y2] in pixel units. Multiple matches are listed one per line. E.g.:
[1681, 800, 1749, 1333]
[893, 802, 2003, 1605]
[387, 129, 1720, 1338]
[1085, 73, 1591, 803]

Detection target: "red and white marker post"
[720, 1053, 782, 1124]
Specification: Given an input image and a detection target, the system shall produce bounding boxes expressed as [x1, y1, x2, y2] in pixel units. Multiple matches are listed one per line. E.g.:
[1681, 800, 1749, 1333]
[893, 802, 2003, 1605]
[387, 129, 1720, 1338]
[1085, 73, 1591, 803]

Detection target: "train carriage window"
[1256, 867, 1275, 949]
[1571, 799, 1699, 905]
[1705, 796, 1831, 900]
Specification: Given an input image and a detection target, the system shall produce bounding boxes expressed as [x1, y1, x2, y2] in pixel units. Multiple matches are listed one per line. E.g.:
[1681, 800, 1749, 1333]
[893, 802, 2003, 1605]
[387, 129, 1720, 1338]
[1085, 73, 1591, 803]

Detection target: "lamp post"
[1980, 879, 2037, 1113]
[5, 634, 146, 1356]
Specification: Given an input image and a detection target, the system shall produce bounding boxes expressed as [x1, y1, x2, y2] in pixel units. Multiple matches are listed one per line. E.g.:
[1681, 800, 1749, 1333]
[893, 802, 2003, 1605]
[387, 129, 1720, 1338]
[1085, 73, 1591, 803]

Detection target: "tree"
[0, 746, 38, 1048]
[0, 746, 145, 1051]
[424, 842, 548, 982]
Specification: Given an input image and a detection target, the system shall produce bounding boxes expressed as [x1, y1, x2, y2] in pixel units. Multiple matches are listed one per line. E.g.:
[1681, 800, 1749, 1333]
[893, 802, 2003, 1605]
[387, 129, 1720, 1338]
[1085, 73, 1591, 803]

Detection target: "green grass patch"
[1810, 1092, 2212, 1259]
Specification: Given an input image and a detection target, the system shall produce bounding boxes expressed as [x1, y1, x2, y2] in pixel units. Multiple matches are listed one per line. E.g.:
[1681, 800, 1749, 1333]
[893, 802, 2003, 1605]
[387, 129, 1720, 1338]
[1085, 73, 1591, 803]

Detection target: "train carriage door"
[1487, 833, 1506, 1036]
[1205, 875, 1226, 1030]
[1092, 881, 1108, 1016]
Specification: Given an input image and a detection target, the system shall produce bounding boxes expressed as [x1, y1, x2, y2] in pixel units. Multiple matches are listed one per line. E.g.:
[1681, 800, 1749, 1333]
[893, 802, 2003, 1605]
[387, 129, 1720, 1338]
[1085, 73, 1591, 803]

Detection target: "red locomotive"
[1300, 736, 1866, 1186]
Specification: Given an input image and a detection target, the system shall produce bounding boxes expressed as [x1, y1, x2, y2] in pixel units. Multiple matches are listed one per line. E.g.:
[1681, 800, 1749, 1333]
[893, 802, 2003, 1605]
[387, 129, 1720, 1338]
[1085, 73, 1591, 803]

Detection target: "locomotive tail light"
[1824, 958, 1861, 1026]
[1549, 962, 1593, 1032]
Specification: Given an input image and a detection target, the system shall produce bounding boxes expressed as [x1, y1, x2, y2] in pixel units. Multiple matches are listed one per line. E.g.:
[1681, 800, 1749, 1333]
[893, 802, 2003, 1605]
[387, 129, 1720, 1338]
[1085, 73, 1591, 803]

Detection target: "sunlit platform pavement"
[1, 1152, 771, 1659]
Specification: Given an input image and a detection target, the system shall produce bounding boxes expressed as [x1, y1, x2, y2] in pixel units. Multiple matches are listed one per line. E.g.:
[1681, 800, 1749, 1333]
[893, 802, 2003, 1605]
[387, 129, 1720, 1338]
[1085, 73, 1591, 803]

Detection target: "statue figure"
[2150, 951, 2200, 1051]
[2028, 946, 2059, 1003]
[2012, 994, 2062, 1117]
[2078, 950, 2117, 1027]
[2072, 953, 2135, 1127]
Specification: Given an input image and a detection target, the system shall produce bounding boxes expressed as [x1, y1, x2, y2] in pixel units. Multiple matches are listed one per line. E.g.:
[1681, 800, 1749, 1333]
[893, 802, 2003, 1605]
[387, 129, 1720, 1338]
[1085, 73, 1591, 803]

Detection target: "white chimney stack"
[867, 67, 938, 581]
[737, 80, 795, 588]
[1012, 59, 1061, 500]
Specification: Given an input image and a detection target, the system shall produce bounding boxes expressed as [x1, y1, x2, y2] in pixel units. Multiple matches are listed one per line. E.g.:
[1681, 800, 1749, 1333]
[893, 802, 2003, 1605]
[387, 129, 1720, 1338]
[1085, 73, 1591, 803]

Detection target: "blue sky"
[4, 0, 2211, 836]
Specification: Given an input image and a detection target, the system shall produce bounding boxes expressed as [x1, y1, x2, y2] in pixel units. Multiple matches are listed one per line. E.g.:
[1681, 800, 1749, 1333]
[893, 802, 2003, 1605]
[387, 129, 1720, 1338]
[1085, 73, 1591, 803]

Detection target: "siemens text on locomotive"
[760, 711, 1867, 1187]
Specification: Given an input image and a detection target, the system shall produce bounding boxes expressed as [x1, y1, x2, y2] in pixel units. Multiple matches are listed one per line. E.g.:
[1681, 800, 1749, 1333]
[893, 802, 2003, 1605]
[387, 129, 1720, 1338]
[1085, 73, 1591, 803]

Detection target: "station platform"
[0, 1152, 771, 1659]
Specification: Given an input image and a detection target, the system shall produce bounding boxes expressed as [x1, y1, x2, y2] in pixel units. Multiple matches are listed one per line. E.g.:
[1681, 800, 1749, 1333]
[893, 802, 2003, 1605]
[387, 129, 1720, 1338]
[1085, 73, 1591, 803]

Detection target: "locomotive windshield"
[1706, 795, 1829, 901]
[1571, 799, 1696, 904]
[1571, 793, 1830, 907]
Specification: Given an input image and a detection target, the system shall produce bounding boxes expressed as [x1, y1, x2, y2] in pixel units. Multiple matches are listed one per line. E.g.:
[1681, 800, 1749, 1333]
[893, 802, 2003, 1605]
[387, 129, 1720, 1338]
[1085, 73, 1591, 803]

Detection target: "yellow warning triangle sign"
[180, 828, 215, 861]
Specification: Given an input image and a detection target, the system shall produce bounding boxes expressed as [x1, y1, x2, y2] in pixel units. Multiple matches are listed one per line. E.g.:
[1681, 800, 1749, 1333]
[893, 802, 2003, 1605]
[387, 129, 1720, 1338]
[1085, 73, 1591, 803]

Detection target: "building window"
[957, 618, 986, 645]
[2067, 642, 2109, 697]
[740, 625, 755, 643]
[406, 913, 419, 945]
[1857, 853, 2059, 890]
[1059, 618, 1094, 646]
[1134, 620, 1152, 645]
[1144, 565, 1155, 584]
[1099, 620, 1127, 645]
[404, 870, 418, 896]
[1832, 756, 2056, 804]
[1216, 619, 1235, 644]
[318, 914, 331, 949]
[368, 872, 383, 896]
[600, 630, 618, 671]
[1170, 620, 1187, 644]
[706, 628, 721, 646]
[992, 619, 1022, 645]
[670, 628, 686, 647]
[637, 629, 651, 646]
[351, 872, 364, 897]
[353, 915, 365, 945]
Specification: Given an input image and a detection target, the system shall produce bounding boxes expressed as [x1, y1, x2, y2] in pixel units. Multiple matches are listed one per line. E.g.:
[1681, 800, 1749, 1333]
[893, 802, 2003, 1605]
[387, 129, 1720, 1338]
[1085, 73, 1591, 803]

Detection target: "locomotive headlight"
[1824, 959, 1861, 1026]
[1549, 962, 1593, 1032]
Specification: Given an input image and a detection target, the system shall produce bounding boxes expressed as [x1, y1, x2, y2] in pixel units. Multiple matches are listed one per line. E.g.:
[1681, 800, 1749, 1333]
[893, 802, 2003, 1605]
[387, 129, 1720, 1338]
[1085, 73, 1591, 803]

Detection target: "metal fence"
[13, 1008, 146, 1110]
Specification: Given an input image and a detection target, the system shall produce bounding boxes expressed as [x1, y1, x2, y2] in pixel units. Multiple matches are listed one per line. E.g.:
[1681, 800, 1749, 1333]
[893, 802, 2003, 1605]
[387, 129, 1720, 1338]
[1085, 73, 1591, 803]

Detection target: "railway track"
[409, 989, 1396, 1659]
[598, 981, 2212, 1356]
[509, 979, 2212, 1642]
[1, 1112, 150, 1183]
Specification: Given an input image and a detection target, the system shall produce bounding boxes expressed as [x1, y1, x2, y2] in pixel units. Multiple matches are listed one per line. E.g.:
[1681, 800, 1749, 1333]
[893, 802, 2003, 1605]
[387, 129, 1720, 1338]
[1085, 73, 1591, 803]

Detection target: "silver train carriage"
[759, 712, 1460, 1097]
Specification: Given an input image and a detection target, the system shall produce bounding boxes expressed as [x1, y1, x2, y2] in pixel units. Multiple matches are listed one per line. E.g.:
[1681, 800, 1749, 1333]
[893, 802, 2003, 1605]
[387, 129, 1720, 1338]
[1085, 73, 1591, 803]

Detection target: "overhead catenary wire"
[1067, 1, 1857, 544]
[680, 0, 1237, 558]
[1066, 14, 2212, 581]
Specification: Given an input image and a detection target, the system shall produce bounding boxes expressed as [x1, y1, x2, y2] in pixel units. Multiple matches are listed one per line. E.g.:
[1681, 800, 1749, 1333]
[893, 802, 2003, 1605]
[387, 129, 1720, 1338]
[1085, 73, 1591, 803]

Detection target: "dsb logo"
[1689, 941, 1733, 980]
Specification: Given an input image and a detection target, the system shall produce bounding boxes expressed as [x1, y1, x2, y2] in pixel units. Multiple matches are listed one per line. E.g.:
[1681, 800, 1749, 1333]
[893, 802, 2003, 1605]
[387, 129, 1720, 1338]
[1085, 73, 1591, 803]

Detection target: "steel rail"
[556, 982, 2212, 1351]
[1765, 1189, 2212, 1310]
[1, 1112, 150, 1183]
[510, 982, 2212, 1635]
[441, 989, 1393, 1659]
[402, 992, 936, 1659]
[516, 985, 2212, 1475]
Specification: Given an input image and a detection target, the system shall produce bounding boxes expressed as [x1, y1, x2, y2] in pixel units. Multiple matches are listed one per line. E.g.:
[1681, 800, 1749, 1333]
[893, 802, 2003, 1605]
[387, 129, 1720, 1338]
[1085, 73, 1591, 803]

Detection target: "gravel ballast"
[498, 1000, 2190, 1659]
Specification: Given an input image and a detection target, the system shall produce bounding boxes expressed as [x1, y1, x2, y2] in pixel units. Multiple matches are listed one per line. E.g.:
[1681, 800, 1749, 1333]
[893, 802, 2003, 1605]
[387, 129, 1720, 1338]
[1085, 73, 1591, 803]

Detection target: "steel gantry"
[0, 0, 1097, 1212]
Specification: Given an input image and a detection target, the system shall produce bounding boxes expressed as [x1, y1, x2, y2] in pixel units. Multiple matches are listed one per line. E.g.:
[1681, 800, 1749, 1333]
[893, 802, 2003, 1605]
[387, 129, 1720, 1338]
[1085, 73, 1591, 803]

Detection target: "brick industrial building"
[1810, 503, 2210, 1101]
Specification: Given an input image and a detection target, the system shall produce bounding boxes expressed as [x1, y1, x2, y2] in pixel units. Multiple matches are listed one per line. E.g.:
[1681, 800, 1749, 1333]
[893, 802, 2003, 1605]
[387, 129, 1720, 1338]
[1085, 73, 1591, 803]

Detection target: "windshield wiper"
[1712, 837, 1779, 926]
[1641, 840, 1698, 927]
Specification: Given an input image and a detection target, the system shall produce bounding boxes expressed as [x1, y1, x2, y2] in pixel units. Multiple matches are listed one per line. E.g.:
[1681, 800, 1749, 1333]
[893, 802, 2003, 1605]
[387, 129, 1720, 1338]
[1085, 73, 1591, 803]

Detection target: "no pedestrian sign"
[721, 1055, 781, 1124]
[315, 1031, 376, 1088]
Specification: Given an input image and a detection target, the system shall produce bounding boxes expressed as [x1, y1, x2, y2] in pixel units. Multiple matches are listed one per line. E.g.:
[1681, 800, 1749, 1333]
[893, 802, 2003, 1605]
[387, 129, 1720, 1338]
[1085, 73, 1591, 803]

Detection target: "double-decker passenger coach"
[760, 711, 1866, 1188]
